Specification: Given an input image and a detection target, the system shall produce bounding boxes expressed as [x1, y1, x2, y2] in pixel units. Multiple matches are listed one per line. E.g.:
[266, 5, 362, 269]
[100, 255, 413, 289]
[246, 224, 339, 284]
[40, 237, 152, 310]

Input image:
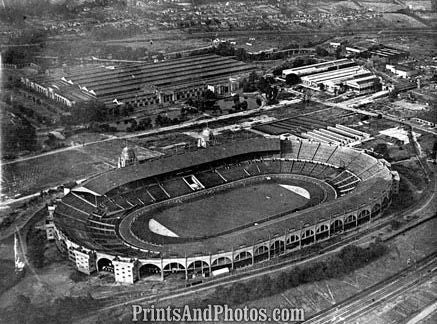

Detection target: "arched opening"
[162, 262, 185, 280]
[139, 264, 161, 278]
[187, 260, 210, 278]
[211, 257, 232, 272]
[286, 234, 300, 250]
[254, 245, 269, 262]
[330, 219, 343, 235]
[358, 209, 370, 225]
[234, 251, 252, 268]
[344, 215, 357, 230]
[316, 224, 329, 241]
[371, 204, 381, 218]
[163, 262, 185, 273]
[301, 228, 315, 246]
[97, 258, 114, 273]
[270, 240, 285, 257]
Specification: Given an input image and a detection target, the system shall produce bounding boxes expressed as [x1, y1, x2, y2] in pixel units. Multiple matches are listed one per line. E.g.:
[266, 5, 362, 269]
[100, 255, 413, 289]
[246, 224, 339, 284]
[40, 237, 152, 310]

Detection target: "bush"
[27, 229, 46, 268]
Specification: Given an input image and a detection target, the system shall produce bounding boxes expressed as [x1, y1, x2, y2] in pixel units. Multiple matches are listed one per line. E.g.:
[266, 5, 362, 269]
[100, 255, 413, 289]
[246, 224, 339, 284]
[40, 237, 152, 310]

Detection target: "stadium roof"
[80, 138, 281, 196]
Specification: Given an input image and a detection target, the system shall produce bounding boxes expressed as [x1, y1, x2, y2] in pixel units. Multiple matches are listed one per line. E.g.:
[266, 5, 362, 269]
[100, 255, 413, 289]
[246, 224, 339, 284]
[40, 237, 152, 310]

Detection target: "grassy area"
[0, 259, 21, 296]
[418, 133, 437, 158]
[151, 181, 313, 237]
[393, 160, 428, 191]
[2, 149, 111, 197]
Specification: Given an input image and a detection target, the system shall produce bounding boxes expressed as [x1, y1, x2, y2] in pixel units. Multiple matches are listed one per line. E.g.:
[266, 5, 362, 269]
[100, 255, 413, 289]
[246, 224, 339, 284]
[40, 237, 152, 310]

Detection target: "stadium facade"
[49, 138, 398, 284]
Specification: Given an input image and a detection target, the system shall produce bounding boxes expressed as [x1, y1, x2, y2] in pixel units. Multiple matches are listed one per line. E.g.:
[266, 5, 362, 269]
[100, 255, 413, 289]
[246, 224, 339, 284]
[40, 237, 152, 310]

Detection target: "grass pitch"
[153, 179, 323, 238]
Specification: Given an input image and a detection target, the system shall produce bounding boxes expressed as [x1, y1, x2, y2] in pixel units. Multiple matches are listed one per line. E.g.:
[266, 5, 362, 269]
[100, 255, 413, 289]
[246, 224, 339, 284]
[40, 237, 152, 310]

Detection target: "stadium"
[50, 138, 397, 284]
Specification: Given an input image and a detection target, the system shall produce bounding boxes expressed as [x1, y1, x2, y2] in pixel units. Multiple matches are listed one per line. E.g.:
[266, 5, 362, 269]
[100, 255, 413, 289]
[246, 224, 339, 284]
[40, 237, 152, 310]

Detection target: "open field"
[1, 138, 162, 198]
[1, 149, 111, 197]
[78, 138, 162, 165]
[151, 179, 319, 238]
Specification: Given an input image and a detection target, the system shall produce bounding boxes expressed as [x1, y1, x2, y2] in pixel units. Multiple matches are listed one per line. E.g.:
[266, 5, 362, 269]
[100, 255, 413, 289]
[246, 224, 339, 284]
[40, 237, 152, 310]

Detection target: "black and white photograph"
[0, 0, 436, 323]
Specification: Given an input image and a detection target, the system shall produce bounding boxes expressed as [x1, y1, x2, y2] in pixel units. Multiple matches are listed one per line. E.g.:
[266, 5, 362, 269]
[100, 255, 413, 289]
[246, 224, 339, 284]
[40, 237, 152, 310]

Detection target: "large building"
[21, 54, 255, 109]
[282, 59, 356, 79]
[50, 138, 396, 284]
[282, 59, 381, 94]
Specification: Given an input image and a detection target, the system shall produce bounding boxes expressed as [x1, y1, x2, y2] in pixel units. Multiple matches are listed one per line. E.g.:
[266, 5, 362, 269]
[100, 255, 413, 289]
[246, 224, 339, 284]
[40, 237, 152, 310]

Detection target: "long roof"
[66, 55, 255, 97]
[282, 59, 354, 76]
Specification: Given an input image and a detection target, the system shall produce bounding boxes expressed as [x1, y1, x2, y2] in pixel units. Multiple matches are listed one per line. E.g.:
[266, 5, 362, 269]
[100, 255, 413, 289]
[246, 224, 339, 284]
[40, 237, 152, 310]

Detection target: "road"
[0, 98, 292, 167]
[304, 253, 437, 324]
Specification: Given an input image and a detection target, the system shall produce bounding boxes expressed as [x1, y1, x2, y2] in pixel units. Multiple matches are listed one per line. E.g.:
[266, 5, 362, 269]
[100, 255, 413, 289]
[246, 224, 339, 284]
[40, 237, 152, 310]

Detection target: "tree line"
[190, 242, 388, 308]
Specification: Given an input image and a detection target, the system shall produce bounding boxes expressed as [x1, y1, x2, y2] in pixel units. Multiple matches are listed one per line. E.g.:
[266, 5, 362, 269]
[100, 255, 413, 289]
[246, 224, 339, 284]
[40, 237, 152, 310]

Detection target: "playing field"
[151, 179, 323, 238]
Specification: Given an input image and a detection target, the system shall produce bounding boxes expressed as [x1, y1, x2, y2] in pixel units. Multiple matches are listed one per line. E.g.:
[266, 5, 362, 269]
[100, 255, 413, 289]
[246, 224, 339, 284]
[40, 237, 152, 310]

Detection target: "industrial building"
[370, 47, 409, 63]
[282, 58, 356, 78]
[21, 54, 255, 109]
[386, 64, 418, 79]
[297, 63, 381, 94]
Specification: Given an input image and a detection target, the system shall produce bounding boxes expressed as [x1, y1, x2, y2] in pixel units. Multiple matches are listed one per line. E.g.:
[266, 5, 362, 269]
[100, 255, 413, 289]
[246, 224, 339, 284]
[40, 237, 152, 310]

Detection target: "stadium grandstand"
[21, 54, 255, 109]
[49, 137, 396, 284]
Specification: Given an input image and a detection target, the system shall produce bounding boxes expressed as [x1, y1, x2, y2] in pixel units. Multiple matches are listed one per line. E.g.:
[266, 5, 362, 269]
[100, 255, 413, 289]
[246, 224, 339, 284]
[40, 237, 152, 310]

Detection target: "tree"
[203, 89, 216, 100]
[248, 71, 258, 84]
[257, 77, 270, 93]
[315, 46, 329, 57]
[27, 230, 46, 268]
[335, 46, 343, 59]
[235, 48, 248, 61]
[285, 74, 300, 86]
[138, 117, 152, 130]
[374, 143, 389, 159]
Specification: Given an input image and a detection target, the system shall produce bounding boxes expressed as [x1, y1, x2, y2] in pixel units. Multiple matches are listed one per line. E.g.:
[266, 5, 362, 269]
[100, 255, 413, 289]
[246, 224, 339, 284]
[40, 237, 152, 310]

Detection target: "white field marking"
[148, 219, 179, 237]
[279, 184, 311, 199]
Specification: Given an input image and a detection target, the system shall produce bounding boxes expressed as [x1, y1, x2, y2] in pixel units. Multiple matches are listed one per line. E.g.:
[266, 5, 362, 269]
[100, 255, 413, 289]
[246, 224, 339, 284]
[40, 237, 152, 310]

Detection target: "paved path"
[0, 98, 293, 167]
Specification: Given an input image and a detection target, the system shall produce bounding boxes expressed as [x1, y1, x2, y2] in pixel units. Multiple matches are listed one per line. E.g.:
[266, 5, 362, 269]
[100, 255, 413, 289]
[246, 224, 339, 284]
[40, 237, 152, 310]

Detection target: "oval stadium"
[50, 138, 397, 284]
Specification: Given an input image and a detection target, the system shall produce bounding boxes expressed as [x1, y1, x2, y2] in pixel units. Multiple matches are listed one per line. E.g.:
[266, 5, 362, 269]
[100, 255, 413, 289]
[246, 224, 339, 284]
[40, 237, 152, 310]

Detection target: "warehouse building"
[300, 66, 380, 94]
[385, 64, 418, 79]
[21, 55, 255, 109]
[370, 47, 409, 63]
[282, 58, 356, 78]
